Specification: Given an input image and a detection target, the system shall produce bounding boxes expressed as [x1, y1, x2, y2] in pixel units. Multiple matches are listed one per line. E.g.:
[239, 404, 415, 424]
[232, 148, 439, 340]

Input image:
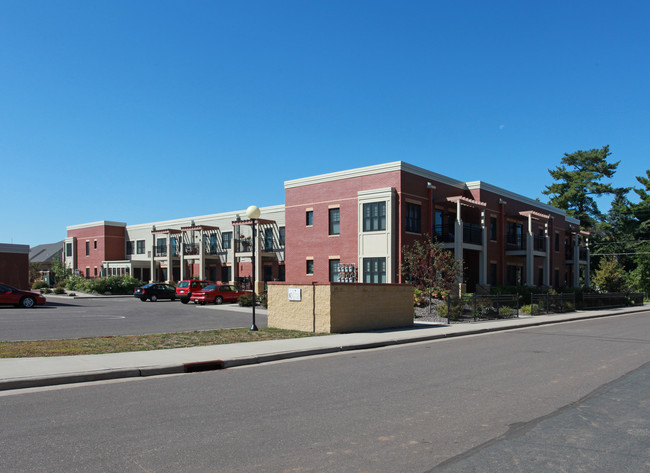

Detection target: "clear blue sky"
[2, 0, 648, 247]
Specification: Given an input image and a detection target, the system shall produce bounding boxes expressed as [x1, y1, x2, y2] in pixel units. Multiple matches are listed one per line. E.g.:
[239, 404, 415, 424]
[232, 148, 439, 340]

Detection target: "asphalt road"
[0, 295, 267, 341]
[2, 312, 650, 472]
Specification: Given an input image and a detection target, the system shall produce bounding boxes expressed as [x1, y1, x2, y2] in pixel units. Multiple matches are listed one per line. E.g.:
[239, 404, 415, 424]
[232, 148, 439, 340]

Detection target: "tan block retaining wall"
[268, 283, 414, 333]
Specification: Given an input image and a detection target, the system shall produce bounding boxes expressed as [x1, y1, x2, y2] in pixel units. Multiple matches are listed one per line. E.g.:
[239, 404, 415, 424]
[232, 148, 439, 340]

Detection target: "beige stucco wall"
[268, 283, 414, 333]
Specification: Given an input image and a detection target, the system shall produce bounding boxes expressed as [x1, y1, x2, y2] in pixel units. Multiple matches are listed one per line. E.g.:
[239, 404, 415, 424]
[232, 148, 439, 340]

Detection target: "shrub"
[53, 287, 66, 295]
[32, 280, 49, 290]
[238, 293, 255, 307]
[498, 306, 515, 318]
[520, 304, 540, 315]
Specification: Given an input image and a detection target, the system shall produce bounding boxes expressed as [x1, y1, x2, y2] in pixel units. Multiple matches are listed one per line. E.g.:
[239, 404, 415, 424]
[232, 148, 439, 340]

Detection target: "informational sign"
[288, 287, 302, 302]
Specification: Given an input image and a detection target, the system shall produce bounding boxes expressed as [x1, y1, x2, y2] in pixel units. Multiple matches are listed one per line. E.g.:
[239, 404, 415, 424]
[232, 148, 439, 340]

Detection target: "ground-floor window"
[329, 259, 340, 282]
[363, 257, 386, 283]
[489, 263, 498, 286]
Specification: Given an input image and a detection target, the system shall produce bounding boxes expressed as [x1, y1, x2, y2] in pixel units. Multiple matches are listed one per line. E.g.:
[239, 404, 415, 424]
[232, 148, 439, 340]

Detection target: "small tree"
[50, 258, 71, 285]
[591, 257, 629, 293]
[402, 236, 462, 311]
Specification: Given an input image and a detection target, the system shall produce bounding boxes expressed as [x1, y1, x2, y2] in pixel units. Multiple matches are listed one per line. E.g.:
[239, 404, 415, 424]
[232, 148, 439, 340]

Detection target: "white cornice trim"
[125, 205, 285, 231]
[66, 221, 127, 231]
[285, 161, 466, 189]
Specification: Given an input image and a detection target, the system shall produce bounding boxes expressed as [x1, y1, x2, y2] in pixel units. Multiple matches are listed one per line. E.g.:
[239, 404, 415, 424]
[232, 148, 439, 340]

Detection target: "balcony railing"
[154, 247, 167, 257]
[463, 223, 482, 245]
[566, 247, 589, 261]
[433, 224, 455, 243]
[506, 233, 525, 250]
[184, 243, 200, 256]
[533, 235, 546, 252]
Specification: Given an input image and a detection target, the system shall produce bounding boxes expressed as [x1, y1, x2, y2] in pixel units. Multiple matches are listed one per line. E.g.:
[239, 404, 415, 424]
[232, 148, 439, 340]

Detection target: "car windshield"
[202, 285, 217, 291]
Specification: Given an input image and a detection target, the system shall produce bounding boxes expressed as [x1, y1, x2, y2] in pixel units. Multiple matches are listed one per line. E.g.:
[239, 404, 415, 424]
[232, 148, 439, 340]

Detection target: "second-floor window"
[222, 232, 232, 250]
[306, 210, 313, 226]
[329, 208, 340, 235]
[490, 217, 498, 241]
[136, 240, 145, 254]
[405, 203, 421, 233]
[279, 227, 285, 246]
[264, 228, 274, 251]
[363, 202, 386, 231]
[126, 241, 134, 255]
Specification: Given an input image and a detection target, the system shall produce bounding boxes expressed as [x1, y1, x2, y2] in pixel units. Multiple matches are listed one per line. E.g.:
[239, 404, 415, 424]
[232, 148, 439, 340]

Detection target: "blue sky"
[2, 0, 648, 247]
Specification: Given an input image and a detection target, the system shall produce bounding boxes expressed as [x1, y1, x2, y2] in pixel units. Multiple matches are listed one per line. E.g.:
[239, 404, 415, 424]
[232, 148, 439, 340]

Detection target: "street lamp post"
[246, 205, 261, 331]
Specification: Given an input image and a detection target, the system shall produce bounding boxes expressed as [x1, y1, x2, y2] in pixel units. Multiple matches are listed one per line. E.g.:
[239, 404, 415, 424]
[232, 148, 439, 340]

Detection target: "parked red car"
[176, 280, 215, 304]
[0, 283, 46, 308]
[190, 284, 250, 305]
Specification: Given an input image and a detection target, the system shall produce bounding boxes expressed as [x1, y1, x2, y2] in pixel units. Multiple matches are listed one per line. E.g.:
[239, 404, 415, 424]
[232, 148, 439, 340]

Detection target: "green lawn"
[0, 328, 324, 358]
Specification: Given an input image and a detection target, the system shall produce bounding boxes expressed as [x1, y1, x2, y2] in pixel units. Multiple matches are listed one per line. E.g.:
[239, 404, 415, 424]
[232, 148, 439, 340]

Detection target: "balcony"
[433, 224, 454, 243]
[463, 223, 482, 245]
[506, 233, 525, 250]
[533, 235, 546, 252]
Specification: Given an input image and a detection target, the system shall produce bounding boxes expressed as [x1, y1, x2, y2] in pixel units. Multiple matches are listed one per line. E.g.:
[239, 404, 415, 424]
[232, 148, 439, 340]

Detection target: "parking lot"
[0, 295, 267, 341]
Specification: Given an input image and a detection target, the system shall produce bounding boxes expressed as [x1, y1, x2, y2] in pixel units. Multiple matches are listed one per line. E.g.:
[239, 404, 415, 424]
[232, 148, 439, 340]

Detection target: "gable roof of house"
[29, 241, 63, 263]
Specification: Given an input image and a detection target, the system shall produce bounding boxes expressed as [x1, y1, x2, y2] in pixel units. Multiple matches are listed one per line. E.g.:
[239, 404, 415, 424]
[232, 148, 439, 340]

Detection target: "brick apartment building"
[65, 162, 589, 292]
[285, 162, 589, 291]
[65, 206, 286, 289]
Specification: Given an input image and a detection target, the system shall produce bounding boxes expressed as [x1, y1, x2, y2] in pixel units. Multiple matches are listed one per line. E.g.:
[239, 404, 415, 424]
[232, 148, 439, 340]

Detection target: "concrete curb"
[1, 306, 647, 392]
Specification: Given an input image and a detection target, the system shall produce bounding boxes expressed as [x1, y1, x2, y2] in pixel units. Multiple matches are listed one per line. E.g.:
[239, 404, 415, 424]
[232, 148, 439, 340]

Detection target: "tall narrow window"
[222, 232, 232, 250]
[136, 240, 146, 254]
[363, 202, 386, 231]
[329, 259, 340, 282]
[126, 241, 134, 255]
[329, 208, 340, 235]
[363, 257, 386, 283]
[85, 241, 90, 256]
[306, 210, 314, 226]
[405, 203, 421, 233]
[306, 259, 314, 275]
[264, 228, 274, 251]
[490, 217, 498, 241]
[279, 227, 285, 246]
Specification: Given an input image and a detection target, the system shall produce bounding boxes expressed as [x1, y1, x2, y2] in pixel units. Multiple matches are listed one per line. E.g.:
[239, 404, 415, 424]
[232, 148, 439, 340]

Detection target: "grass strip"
[0, 328, 324, 358]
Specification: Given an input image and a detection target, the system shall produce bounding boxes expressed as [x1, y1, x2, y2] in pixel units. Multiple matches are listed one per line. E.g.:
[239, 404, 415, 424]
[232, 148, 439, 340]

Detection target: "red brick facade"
[285, 162, 588, 291]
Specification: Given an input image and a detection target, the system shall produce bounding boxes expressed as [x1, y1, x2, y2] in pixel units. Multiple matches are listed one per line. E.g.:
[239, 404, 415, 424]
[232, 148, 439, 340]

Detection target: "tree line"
[543, 145, 649, 294]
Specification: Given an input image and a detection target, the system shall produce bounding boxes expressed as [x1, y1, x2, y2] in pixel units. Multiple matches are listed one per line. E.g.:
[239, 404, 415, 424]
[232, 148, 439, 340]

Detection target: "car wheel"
[200, 301, 206, 305]
[151, 295, 158, 302]
[181, 298, 189, 304]
[215, 296, 223, 305]
[21, 297, 36, 308]
[140, 297, 147, 302]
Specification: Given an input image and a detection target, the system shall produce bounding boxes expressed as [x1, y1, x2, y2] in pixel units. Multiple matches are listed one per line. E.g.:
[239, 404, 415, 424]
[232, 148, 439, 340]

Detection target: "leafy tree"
[591, 257, 629, 293]
[402, 236, 462, 310]
[543, 145, 621, 230]
[29, 262, 41, 284]
[50, 258, 71, 285]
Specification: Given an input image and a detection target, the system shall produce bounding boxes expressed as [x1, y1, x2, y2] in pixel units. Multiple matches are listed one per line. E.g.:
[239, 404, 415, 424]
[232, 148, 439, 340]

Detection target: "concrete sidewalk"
[1, 305, 647, 392]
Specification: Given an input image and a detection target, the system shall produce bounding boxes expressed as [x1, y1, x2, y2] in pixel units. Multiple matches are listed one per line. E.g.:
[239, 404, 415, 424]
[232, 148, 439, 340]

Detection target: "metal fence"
[581, 292, 645, 310]
[529, 293, 575, 315]
[443, 294, 519, 323]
